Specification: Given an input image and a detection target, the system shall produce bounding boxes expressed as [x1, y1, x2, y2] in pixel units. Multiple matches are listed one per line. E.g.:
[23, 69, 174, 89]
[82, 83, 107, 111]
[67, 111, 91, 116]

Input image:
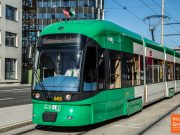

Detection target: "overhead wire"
[151, 0, 180, 46]
[112, 0, 162, 43]
[151, 0, 180, 34]
[112, 0, 163, 43]
[112, 0, 178, 46]
[152, 0, 179, 23]
[112, 0, 146, 25]
[139, 0, 179, 46]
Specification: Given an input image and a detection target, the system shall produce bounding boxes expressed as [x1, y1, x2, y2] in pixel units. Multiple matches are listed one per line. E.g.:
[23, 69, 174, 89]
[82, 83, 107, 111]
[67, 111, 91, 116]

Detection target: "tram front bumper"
[32, 102, 92, 127]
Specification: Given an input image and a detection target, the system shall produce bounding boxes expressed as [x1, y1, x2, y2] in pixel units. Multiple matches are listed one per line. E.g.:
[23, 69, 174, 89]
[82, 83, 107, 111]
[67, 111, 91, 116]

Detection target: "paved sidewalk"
[0, 104, 32, 133]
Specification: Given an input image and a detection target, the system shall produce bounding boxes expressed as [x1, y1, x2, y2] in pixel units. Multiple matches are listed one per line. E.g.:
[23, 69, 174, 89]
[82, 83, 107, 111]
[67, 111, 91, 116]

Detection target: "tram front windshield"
[33, 34, 85, 92]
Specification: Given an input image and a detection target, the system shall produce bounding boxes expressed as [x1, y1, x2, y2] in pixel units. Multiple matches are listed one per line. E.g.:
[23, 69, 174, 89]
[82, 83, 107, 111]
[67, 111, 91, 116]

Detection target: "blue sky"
[105, 0, 180, 48]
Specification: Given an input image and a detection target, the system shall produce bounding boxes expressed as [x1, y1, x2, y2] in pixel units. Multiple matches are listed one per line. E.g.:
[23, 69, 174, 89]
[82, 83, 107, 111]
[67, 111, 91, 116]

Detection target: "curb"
[0, 120, 32, 133]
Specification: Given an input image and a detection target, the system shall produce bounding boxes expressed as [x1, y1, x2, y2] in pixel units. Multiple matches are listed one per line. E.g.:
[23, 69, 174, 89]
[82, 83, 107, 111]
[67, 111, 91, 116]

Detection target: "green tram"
[32, 20, 180, 127]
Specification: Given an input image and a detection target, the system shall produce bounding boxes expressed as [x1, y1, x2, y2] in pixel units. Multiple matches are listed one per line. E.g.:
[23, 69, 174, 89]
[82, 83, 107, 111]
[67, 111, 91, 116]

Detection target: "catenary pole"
[161, 0, 164, 46]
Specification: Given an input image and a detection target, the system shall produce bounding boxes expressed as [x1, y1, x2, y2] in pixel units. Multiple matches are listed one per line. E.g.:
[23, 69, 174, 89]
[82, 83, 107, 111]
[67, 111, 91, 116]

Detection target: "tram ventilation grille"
[43, 112, 57, 122]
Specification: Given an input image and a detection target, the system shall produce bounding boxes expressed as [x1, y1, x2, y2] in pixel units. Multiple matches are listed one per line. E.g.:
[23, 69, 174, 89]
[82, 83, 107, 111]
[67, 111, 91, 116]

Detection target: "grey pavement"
[0, 104, 32, 133]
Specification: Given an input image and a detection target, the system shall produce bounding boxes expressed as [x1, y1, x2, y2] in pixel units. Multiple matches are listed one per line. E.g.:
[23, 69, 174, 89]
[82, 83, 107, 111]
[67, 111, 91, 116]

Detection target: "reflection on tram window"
[133, 54, 144, 86]
[146, 57, 165, 84]
[166, 61, 174, 81]
[175, 63, 180, 80]
[122, 52, 133, 87]
[40, 51, 81, 79]
[83, 47, 97, 91]
[98, 48, 105, 90]
[109, 50, 121, 89]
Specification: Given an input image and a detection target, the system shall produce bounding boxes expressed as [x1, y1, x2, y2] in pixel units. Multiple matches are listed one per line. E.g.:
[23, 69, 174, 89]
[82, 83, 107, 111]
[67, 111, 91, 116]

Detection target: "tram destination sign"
[42, 35, 81, 45]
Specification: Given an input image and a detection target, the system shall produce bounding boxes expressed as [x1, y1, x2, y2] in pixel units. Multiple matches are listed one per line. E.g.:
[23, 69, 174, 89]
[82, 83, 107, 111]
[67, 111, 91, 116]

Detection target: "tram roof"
[40, 20, 179, 56]
[40, 20, 140, 38]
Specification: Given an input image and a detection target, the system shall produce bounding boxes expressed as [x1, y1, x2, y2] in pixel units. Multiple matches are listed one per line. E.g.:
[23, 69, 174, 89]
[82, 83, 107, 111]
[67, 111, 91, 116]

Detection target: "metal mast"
[161, 0, 164, 46]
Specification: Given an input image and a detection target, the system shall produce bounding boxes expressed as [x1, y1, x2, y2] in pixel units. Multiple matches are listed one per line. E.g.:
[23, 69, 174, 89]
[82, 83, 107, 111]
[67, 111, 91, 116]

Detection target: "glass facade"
[36, 0, 104, 30]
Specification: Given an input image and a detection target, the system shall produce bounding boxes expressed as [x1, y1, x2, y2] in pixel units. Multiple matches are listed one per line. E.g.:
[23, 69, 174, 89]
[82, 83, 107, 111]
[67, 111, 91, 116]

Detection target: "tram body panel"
[146, 83, 166, 103]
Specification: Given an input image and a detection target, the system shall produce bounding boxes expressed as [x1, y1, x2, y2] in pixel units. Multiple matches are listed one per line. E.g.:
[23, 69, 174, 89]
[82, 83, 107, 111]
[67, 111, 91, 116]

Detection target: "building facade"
[0, 0, 22, 84]
[36, 0, 104, 30]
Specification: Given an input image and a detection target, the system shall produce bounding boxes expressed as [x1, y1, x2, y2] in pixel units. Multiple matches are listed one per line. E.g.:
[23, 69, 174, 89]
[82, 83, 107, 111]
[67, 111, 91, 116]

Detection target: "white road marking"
[12, 91, 29, 93]
[0, 98, 14, 101]
[112, 124, 142, 129]
[0, 88, 31, 92]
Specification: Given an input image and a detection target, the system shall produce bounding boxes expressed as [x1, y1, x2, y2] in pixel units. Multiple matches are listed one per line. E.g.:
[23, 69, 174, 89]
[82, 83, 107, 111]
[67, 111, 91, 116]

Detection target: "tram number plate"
[44, 104, 61, 112]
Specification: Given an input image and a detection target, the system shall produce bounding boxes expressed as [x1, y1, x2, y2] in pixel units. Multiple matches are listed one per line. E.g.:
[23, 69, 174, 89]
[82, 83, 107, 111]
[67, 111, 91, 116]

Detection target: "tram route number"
[44, 104, 61, 112]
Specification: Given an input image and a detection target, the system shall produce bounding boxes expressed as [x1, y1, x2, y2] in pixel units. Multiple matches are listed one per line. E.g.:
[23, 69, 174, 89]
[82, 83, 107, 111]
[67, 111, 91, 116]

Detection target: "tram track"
[137, 103, 180, 135]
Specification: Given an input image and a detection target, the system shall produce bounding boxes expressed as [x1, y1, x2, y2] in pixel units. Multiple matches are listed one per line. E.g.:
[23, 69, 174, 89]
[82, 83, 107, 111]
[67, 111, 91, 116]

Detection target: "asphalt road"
[0, 86, 31, 108]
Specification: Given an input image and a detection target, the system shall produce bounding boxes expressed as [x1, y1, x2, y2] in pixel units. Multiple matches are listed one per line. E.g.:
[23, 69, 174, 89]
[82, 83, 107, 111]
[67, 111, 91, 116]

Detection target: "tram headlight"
[65, 94, 71, 101]
[35, 93, 40, 99]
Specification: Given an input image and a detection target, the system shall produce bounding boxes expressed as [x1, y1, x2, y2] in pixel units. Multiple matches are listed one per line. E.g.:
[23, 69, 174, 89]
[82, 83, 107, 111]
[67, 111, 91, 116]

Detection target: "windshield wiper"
[33, 69, 53, 101]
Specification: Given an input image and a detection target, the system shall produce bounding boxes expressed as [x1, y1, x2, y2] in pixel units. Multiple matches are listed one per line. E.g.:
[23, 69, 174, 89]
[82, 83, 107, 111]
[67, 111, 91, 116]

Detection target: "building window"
[6, 5, 17, 21]
[0, 2, 2, 17]
[0, 30, 1, 45]
[0, 58, 1, 79]
[89, 0, 95, 7]
[5, 58, 17, 79]
[5, 32, 17, 47]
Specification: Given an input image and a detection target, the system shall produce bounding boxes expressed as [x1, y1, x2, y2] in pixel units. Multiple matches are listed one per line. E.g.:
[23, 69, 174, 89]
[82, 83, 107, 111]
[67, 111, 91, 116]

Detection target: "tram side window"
[122, 52, 133, 87]
[159, 60, 165, 82]
[146, 56, 153, 84]
[109, 50, 121, 89]
[133, 54, 144, 86]
[166, 61, 174, 81]
[98, 48, 105, 90]
[146, 58, 165, 84]
[175, 63, 180, 80]
[154, 59, 165, 83]
[83, 47, 97, 91]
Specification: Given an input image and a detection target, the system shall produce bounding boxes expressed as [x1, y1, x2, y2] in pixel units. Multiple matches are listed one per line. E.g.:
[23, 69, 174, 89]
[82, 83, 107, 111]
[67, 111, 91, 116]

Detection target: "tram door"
[83, 46, 107, 123]
[106, 51, 122, 119]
